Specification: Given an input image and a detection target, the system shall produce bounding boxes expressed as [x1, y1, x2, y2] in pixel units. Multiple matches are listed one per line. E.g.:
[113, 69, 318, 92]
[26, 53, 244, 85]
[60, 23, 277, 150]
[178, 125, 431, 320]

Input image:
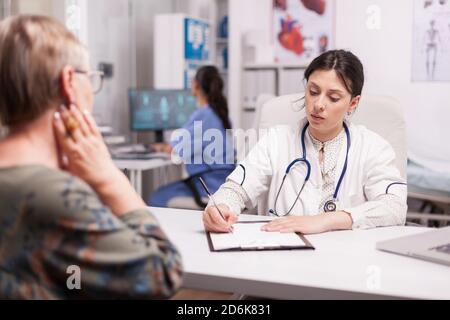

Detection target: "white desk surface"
[114, 158, 173, 171]
[151, 207, 450, 300]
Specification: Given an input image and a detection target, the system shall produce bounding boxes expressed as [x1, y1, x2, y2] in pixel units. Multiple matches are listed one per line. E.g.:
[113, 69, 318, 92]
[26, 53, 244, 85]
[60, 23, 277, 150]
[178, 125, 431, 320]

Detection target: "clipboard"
[206, 221, 315, 252]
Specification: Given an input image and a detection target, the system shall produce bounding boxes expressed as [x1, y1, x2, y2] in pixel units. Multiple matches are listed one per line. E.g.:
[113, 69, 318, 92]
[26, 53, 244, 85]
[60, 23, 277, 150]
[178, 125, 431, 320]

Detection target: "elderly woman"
[0, 15, 182, 299]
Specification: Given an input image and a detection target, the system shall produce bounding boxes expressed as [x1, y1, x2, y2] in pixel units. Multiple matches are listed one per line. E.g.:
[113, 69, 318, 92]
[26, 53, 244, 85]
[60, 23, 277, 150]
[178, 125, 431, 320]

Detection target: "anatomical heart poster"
[273, 0, 335, 64]
[412, 0, 450, 82]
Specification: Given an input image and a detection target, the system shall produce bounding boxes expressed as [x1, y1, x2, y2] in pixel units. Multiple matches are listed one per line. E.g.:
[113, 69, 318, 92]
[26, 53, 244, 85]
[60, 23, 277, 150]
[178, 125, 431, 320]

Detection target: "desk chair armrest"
[182, 168, 235, 209]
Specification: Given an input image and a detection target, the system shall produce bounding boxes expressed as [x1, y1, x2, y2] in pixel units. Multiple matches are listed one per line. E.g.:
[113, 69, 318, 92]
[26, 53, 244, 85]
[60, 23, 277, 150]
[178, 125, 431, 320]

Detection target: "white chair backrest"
[258, 93, 304, 132]
[258, 94, 407, 178]
[253, 93, 276, 130]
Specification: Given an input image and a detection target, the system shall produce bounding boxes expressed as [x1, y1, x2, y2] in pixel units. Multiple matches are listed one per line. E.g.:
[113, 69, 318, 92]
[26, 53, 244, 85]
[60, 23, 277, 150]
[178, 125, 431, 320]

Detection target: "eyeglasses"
[75, 69, 105, 94]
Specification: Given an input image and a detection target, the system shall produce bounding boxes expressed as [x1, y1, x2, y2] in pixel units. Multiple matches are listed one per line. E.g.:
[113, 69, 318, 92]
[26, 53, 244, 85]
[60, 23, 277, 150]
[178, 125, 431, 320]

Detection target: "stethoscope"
[265, 122, 352, 217]
[237, 122, 407, 217]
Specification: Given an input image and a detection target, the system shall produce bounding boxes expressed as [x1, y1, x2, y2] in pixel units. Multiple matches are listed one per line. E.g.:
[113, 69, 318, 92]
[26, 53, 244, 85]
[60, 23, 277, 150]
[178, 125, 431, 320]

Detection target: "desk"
[151, 207, 450, 300]
[114, 158, 174, 196]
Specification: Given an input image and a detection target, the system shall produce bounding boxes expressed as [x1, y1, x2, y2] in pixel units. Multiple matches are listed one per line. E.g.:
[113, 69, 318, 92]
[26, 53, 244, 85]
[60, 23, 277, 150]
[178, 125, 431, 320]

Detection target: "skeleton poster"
[412, 0, 450, 82]
[273, 0, 335, 64]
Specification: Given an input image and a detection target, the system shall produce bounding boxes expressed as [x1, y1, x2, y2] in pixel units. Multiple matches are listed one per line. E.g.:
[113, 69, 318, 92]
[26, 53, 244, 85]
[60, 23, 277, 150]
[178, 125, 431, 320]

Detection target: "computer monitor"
[129, 89, 197, 141]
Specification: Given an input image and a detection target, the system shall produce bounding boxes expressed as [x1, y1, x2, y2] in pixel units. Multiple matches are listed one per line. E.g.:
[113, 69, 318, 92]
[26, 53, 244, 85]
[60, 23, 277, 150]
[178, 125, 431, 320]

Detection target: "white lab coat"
[227, 118, 407, 216]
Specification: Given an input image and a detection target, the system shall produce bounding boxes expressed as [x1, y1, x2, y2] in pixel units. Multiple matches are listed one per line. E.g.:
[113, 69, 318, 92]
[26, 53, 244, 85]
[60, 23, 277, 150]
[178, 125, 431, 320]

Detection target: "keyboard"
[111, 144, 152, 153]
[110, 144, 168, 160]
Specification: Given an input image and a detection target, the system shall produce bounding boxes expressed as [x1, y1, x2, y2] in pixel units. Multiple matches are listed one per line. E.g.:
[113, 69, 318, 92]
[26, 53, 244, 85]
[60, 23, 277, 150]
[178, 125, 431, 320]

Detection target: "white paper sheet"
[209, 222, 306, 251]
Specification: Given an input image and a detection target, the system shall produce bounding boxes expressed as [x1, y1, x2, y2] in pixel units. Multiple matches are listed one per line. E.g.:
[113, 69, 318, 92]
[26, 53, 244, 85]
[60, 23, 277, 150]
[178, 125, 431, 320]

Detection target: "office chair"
[167, 168, 235, 210]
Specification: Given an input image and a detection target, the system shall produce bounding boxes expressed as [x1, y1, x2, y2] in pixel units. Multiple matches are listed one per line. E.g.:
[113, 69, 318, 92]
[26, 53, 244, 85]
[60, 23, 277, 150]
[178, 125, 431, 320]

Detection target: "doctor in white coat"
[203, 50, 407, 234]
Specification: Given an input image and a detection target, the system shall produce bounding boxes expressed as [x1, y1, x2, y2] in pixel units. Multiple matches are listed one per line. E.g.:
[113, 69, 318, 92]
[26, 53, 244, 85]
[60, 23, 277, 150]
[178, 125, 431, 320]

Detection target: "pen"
[198, 177, 233, 232]
[198, 177, 225, 219]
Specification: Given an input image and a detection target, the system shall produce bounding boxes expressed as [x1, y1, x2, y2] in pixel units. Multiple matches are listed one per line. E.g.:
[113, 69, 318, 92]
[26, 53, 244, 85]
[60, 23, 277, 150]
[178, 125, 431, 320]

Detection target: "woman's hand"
[203, 204, 238, 233]
[53, 105, 120, 189]
[53, 104, 146, 215]
[261, 212, 353, 235]
[152, 143, 173, 154]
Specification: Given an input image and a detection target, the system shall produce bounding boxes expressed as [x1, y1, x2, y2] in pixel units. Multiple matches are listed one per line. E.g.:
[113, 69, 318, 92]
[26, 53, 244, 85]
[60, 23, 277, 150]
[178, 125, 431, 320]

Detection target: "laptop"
[376, 227, 450, 267]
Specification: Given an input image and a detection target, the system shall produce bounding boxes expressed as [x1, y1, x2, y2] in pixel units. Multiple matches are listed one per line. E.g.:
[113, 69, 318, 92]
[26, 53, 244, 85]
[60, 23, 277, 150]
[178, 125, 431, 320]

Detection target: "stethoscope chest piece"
[324, 200, 337, 213]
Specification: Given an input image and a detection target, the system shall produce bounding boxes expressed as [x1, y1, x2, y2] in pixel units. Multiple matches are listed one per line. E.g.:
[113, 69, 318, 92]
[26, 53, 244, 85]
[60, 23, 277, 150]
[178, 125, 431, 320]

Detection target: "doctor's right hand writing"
[203, 205, 238, 233]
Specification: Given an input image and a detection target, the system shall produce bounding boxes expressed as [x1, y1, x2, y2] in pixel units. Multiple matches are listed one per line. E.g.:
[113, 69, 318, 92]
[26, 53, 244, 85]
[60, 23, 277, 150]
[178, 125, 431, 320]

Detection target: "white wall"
[229, 0, 450, 169]
[229, 0, 272, 128]
[0, 0, 10, 18]
[87, 0, 179, 136]
[174, 0, 215, 20]
[85, 0, 132, 134]
[15, 0, 52, 14]
[133, 0, 174, 88]
[335, 0, 450, 171]
[11, 0, 63, 19]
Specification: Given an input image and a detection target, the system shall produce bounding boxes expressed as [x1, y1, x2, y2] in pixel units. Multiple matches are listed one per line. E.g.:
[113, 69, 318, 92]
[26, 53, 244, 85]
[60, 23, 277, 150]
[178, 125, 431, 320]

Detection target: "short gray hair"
[0, 15, 88, 127]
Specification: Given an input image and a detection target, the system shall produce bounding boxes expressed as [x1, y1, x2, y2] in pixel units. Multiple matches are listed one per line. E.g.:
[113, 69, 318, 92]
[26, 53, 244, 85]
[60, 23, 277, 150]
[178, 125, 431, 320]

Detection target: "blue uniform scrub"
[149, 106, 235, 208]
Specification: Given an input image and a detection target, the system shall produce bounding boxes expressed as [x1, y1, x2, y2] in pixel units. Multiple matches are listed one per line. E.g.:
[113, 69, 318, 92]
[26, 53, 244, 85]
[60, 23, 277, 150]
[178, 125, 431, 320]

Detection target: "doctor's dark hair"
[304, 50, 364, 98]
[195, 66, 232, 130]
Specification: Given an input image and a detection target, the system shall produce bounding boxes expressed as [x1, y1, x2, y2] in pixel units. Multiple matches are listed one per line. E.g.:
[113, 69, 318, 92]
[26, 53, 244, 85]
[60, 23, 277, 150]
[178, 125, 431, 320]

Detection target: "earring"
[345, 111, 353, 121]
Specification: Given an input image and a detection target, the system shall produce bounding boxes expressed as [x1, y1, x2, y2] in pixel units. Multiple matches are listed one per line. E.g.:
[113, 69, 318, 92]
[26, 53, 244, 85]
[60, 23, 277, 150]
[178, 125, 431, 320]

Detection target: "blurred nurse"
[150, 66, 235, 208]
